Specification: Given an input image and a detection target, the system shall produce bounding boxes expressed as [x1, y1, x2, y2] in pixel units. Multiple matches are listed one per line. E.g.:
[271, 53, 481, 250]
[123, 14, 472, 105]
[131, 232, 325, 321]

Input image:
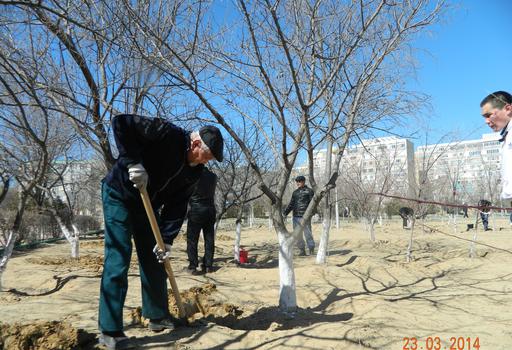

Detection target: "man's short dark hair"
[480, 91, 512, 109]
[295, 175, 305, 182]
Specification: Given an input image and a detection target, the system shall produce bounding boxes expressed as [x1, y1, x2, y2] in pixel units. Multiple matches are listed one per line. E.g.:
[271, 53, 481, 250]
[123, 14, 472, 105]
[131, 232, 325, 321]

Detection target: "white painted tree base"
[278, 230, 297, 313]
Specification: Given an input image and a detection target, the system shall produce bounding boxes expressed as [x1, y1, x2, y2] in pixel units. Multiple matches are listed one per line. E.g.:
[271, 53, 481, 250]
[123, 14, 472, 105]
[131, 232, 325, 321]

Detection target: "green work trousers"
[98, 183, 169, 332]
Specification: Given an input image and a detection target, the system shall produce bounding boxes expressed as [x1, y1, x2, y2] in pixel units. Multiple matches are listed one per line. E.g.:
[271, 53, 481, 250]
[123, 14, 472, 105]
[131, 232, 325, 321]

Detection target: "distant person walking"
[462, 203, 469, 218]
[399, 207, 414, 229]
[186, 167, 218, 275]
[480, 91, 512, 225]
[478, 199, 492, 231]
[284, 176, 315, 256]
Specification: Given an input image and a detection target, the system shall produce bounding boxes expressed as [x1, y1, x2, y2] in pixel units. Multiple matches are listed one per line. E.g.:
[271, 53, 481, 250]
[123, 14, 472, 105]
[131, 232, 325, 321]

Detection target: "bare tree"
[211, 127, 274, 262]
[342, 138, 409, 242]
[0, 45, 54, 287]
[0, 1, 198, 171]
[0, 172, 10, 205]
[0, 0, 447, 312]
[114, 0, 447, 312]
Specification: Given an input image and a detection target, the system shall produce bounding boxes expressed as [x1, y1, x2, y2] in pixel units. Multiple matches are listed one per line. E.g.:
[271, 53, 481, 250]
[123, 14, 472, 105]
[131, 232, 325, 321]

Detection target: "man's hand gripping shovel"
[138, 187, 188, 324]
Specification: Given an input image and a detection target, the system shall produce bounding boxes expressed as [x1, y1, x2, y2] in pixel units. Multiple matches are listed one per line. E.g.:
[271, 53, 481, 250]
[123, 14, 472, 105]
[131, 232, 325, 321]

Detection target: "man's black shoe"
[185, 266, 198, 274]
[148, 317, 177, 332]
[98, 332, 135, 350]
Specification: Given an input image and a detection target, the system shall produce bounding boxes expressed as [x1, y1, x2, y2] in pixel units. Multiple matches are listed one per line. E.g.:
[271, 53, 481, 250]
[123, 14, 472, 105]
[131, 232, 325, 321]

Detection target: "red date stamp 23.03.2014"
[402, 336, 480, 350]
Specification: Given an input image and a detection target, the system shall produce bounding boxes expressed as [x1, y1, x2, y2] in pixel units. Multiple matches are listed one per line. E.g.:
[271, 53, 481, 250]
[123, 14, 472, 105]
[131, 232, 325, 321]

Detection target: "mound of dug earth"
[0, 321, 96, 350]
[130, 283, 243, 325]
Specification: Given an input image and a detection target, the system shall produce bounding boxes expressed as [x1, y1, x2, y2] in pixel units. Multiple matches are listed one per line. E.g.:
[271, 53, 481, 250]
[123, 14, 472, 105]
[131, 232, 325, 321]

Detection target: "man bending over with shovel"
[99, 114, 223, 349]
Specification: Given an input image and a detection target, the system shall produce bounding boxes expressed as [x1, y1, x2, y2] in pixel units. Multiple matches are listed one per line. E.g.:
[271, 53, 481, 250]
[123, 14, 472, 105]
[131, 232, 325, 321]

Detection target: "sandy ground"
[1, 215, 512, 349]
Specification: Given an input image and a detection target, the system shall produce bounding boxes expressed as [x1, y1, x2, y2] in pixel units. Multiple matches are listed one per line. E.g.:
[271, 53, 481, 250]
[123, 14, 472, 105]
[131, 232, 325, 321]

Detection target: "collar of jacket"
[500, 123, 510, 142]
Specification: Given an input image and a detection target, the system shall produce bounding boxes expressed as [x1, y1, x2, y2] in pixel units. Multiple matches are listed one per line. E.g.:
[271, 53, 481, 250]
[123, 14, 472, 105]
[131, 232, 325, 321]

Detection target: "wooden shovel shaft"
[139, 188, 186, 318]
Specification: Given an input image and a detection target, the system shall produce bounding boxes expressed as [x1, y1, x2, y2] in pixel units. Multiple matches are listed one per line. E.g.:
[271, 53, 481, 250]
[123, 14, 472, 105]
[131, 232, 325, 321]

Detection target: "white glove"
[153, 243, 172, 263]
[128, 163, 148, 189]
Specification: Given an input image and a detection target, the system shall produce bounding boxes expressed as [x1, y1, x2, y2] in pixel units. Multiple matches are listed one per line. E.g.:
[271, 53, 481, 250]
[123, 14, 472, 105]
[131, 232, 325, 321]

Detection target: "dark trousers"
[186, 216, 215, 268]
[480, 212, 489, 230]
[292, 216, 314, 251]
[99, 183, 169, 332]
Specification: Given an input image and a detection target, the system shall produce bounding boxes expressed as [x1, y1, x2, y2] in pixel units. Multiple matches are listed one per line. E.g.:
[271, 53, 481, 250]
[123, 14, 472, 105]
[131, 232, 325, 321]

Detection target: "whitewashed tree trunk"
[469, 218, 479, 258]
[316, 216, 330, 264]
[268, 216, 273, 231]
[335, 187, 339, 229]
[278, 230, 297, 313]
[71, 224, 80, 258]
[0, 230, 16, 291]
[249, 204, 254, 228]
[233, 220, 242, 262]
[1, 191, 29, 290]
[369, 218, 376, 242]
[316, 192, 331, 264]
[406, 220, 416, 262]
[52, 210, 80, 258]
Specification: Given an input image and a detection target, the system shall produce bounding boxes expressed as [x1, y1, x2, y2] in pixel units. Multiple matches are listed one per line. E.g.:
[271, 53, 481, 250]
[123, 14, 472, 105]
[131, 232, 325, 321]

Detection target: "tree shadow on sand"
[237, 248, 353, 270]
[202, 305, 353, 331]
[336, 254, 358, 267]
[5, 273, 135, 297]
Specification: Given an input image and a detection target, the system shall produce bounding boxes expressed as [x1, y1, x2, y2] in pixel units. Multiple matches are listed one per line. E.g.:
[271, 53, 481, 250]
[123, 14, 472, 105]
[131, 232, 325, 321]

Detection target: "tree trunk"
[249, 204, 254, 228]
[335, 187, 339, 229]
[0, 230, 16, 291]
[0, 177, 10, 205]
[469, 212, 479, 258]
[316, 193, 331, 264]
[277, 230, 297, 313]
[234, 220, 242, 262]
[0, 191, 28, 290]
[369, 218, 376, 242]
[71, 224, 80, 258]
[406, 219, 416, 262]
[51, 209, 80, 258]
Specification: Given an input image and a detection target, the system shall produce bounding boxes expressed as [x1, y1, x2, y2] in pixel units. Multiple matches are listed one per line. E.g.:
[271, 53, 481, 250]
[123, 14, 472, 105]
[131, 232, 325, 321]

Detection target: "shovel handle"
[139, 188, 186, 319]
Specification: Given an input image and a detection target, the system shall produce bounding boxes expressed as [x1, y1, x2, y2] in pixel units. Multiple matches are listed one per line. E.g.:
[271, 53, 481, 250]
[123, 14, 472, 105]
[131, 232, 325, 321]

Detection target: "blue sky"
[406, 0, 511, 144]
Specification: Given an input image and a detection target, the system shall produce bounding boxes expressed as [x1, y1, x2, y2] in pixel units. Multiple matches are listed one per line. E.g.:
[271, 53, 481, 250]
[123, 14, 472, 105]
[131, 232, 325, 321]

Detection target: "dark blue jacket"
[103, 114, 204, 244]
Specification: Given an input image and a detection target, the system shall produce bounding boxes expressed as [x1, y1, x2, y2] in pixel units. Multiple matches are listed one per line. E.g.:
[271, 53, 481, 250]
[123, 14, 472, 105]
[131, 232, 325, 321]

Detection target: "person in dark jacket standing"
[186, 167, 218, 275]
[98, 114, 223, 350]
[478, 199, 492, 231]
[399, 207, 414, 229]
[284, 175, 315, 256]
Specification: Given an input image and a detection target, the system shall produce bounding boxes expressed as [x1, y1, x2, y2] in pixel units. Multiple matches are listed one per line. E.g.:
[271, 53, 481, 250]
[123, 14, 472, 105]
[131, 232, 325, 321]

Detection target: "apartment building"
[302, 137, 416, 197]
[51, 159, 104, 217]
[296, 132, 502, 203]
[415, 133, 501, 202]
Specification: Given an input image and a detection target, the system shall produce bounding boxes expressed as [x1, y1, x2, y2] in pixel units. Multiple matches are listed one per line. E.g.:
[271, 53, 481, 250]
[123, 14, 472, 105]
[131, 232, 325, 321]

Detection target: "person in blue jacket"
[98, 114, 223, 349]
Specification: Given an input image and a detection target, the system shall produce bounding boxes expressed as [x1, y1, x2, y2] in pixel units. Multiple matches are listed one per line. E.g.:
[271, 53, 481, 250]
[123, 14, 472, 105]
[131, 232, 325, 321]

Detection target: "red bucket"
[239, 249, 248, 264]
